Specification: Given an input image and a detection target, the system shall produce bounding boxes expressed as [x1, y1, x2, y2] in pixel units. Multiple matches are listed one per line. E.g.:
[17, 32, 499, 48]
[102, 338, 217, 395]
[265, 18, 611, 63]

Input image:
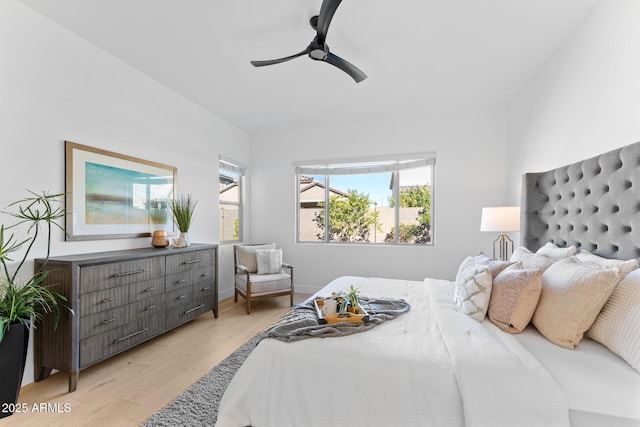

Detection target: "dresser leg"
[68, 371, 78, 393]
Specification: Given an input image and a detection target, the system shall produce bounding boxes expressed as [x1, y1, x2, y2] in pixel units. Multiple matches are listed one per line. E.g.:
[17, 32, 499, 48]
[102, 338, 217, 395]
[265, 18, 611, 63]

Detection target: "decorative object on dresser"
[480, 206, 520, 260]
[0, 191, 71, 418]
[151, 230, 170, 248]
[234, 243, 293, 314]
[65, 141, 177, 241]
[170, 193, 197, 248]
[34, 243, 218, 393]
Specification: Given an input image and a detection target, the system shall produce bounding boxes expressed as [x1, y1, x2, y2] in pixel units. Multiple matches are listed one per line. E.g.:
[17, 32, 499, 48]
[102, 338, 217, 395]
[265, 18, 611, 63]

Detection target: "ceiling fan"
[250, 0, 367, 83]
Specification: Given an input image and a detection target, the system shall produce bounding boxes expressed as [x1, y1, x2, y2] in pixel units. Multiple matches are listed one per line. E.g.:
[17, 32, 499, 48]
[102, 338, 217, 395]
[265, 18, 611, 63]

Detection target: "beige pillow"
[510, 246, 557, 273]
[235, 243, 276, 273]
[488, 266, 542, 333]
[576, 250, 639, 277]
[533, 257, 621, 349]
[536, 242, 577, 260]
[587, 269, 640, 372]
[454, 258, 492, 322]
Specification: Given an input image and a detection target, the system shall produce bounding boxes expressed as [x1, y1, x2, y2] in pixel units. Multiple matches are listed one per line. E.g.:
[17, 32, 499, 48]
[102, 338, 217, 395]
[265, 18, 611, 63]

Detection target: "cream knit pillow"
[576, 250, 639, 277]
[510, 246, 557, 273]
[587, 269, 640, 372]
[533, 257, 621, 349]
[536, 242, 577, 260]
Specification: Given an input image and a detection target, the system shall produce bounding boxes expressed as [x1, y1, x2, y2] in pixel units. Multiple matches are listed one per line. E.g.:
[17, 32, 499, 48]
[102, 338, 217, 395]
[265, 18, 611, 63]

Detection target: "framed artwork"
[65, 141, 177, 241]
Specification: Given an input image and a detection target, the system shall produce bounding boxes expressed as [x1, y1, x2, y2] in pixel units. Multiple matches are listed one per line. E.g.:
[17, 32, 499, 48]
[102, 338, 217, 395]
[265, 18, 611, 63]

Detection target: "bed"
[216, 142, 640, 427]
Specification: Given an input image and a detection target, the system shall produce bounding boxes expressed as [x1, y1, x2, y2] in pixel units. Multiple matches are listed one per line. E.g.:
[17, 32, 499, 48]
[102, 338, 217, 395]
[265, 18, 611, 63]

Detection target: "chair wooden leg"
[246, 298, 251, 315]
[234, 288, 238, 302]
[290, 292, 293, 307]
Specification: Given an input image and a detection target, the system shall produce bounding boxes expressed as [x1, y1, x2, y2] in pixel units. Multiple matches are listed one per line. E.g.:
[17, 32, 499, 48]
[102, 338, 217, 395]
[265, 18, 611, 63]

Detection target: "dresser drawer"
[129, 294, 165, 320]
[192, 265, 215, 285]
[129, 278, 165, 302]
[165, 287, 192, 306]
[193, 279, 215, 297]
[166, 249, 215, 275]
[165, 295, 212, 329]
[165, 271, 193, 291]
[80, 314, 164, 368]
[80, 257, 165, 294]
[80, 286, 128, 316]
[80, 306, 129, 340]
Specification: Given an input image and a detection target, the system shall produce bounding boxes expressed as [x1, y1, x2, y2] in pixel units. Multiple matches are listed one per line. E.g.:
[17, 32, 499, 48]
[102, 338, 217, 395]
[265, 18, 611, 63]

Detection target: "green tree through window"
[313, 190, 380, 242]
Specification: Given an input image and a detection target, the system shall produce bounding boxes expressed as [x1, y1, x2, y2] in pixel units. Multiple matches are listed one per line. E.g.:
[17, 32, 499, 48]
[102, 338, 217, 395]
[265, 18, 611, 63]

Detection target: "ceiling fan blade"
[316, 0, 342, 44]
[251, 48, 310, 67]
[323, 52, 367, 83]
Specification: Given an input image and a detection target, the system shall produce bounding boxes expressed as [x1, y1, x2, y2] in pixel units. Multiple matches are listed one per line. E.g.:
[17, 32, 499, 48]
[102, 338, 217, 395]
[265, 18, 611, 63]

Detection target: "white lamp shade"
[480, 206, 520, 232]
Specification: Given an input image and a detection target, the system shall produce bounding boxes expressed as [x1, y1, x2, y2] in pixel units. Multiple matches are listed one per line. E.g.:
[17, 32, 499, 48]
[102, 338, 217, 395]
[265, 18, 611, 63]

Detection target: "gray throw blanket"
[263, 298, 411, 343]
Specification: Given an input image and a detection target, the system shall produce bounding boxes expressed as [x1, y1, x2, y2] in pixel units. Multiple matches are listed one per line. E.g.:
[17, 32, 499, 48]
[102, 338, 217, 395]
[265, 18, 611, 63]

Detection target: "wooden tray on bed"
[314, 299, 369, 324]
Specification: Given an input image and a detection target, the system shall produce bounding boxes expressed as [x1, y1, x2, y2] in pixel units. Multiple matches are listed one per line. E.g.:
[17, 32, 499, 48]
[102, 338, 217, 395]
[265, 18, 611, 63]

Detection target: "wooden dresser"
[34, 244, 218, 392]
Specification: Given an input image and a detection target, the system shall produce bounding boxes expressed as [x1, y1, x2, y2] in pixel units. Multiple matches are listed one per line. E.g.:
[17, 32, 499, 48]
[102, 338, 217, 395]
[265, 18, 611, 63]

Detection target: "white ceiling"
[19, 0, 599, 134]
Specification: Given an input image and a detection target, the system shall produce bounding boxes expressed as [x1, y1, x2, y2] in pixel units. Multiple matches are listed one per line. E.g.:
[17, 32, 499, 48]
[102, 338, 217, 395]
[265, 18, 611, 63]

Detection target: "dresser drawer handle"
[201, 273, 210, 277]
[183, 304, 205, 315]
[144, 287, 155, 292]
[145, 305, 156, 311]
[101, 318, 116, 325]
[202, 287, 211, 291]
[175, 279, 186, 284]
[113, 328, 148, 343]
[183, 259, 201, 265]
[112, 269, 145, 278]
[177, 294, 187, 300]
[101, 298, 115, 304]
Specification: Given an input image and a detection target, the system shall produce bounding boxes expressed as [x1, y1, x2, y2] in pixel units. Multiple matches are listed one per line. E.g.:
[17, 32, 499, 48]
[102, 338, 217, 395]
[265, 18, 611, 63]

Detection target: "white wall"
[507, 0, 640, 205]
[250, 108, 510, 294]
[0, 0, 250, 385]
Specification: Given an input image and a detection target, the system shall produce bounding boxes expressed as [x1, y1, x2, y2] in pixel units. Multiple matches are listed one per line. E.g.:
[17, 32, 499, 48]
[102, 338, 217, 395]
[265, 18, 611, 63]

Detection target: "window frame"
[294, 153, 436, 246]
[219, 156, 246, 243]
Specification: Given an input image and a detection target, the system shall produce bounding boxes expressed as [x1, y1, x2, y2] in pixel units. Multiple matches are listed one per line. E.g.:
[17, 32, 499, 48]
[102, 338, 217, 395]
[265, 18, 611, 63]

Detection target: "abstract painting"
[65, 141, 177, 241]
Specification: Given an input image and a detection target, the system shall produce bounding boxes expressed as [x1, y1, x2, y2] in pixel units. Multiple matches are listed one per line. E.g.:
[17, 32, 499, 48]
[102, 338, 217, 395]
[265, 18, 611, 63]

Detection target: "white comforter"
[215, 276, 570, 427]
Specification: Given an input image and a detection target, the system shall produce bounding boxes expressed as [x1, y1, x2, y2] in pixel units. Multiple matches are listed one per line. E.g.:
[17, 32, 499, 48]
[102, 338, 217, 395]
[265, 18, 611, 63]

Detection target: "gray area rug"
[142, 332, 264, 427]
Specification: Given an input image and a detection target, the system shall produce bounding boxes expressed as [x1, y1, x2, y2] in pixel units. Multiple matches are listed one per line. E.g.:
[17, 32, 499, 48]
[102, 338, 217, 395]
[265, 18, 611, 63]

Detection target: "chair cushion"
[235, 243, 276, 273]
[256, 249, 282, 274]
[236, 272, 292, 295]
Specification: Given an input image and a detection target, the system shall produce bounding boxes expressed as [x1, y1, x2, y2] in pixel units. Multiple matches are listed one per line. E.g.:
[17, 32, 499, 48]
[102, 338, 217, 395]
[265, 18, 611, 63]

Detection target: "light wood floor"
[1, 294, 307, 427]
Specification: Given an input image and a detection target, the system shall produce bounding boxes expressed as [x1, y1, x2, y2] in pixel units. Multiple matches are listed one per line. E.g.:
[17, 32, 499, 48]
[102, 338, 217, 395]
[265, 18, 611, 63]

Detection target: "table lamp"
[480, 206, 520, 261]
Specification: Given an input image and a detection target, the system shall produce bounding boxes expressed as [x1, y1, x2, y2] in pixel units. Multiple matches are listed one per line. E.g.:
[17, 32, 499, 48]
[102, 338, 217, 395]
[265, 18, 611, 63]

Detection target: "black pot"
[0, 322, 29, 418]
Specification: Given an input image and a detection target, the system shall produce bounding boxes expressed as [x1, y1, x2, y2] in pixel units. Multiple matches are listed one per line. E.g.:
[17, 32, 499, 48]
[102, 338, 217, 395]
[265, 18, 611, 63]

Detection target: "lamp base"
[493, 233, 514, 261]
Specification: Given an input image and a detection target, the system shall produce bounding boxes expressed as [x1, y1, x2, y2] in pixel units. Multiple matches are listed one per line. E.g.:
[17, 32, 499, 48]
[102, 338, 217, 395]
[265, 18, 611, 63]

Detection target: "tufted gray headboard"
[521, 141, 640, 261]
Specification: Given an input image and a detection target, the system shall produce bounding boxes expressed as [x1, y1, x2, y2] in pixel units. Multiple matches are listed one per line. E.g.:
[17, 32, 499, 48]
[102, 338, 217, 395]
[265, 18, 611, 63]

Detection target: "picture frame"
[65, 141, 177, 241]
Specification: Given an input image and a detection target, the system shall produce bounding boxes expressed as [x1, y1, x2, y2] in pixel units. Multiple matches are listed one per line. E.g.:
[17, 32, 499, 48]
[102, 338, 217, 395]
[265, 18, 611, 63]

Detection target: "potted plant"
[169, 193, 197, 247]
[0, 191, 69, 418]
[332, 285, 366, 315]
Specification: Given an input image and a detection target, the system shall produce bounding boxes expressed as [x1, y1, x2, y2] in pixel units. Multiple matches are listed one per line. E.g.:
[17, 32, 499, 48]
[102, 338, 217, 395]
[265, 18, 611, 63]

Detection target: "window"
[219, 157, 245, 242]
[295, 154, 435, 245]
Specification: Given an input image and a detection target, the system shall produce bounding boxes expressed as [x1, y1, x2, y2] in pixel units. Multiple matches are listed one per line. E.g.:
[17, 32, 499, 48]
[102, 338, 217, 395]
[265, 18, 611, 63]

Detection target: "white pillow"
[454, 257, 492, 322]
[576, 250, 639, 277]
[510, 246, 557, 273]
[255, 249, 282, 274]
[536, 242, 577, 260]
[587, 269, 640, 372]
